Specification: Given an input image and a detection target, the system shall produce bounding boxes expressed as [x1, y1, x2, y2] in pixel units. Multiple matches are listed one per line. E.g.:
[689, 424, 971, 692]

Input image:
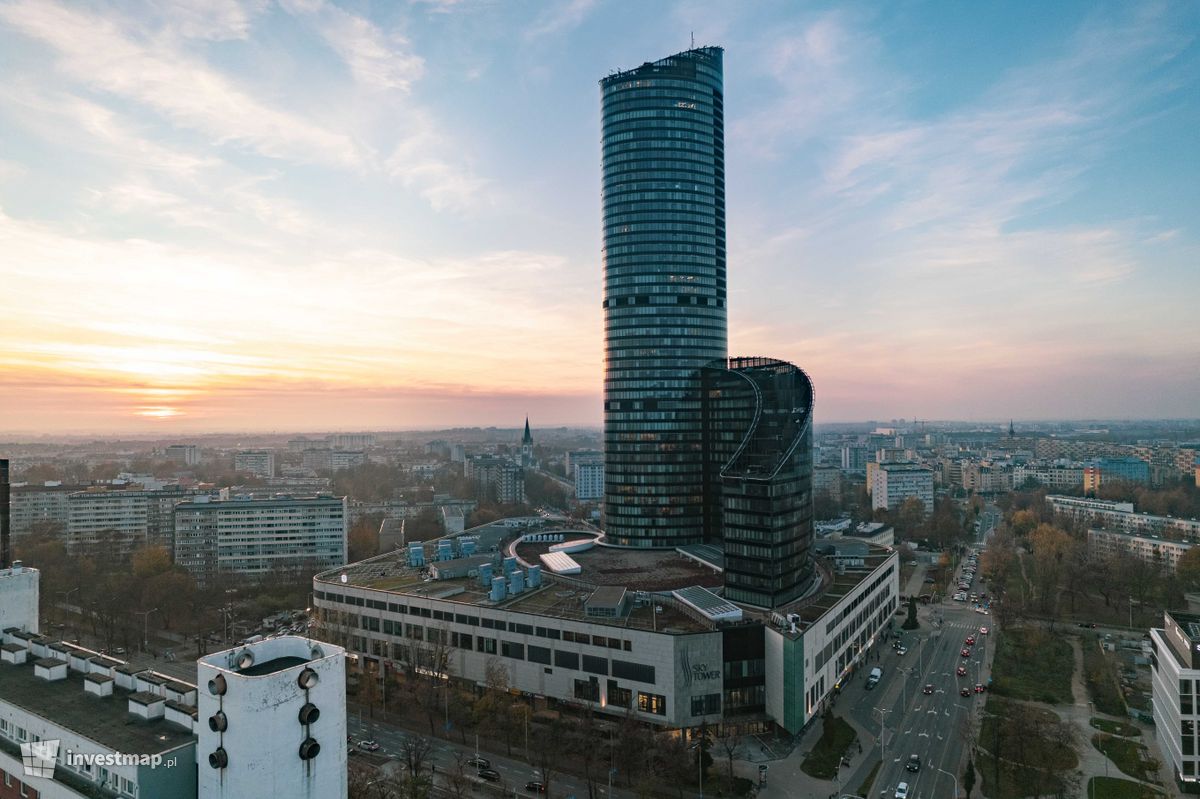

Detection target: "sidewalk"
[737, 712, 882, 799]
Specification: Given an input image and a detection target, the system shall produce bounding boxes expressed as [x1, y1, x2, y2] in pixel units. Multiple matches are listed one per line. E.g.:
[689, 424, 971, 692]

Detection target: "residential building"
[301, 449, 365, 473]
[600, 47, 728, 548]
[232, 451, 275, 479]
[872, 463, 934, 514]
[173, 495, 347, 585]
[1012, 464, 1085, 490]
[467, 456, 525, 505]
[328, 433, 375, 450]
[1087, 528, 1192, 571]
[164, 444, 201, 466]
[1047, 495, 1200, 542]
[812, 467, 842, 501]
[1150, 610, 1200, 791]
[840, 446, 868, 473]
[574, 461, 604, 501]
[67, 487, 207, 556]
[8, 484, 76, 538]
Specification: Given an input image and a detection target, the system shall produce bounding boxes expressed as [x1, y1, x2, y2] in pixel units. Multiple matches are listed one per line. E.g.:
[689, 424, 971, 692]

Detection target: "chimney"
[1, 458, 10, 569]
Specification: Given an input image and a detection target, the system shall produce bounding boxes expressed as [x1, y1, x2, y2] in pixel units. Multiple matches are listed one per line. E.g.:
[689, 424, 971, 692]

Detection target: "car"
[957, 665, 967, 677]
[980, 626, 989, 635]
[961, 648, 972, 658]
[974, 683, 986, 694]
[467, 756, 490, 769]
[478, 769, 501, 782]
[348, 746, 357, 757]
[922, 684, 934, 695]
[525, 782, 547, 794]
[953, 593, 967, 602]
[965, 636, 976, 645]
[960, 687, 971, 697]
[923, 576, 935, 583]
[906, 754, 921, 773]
[896, 646, 908, 655]
[357, 740, 380, 752]
[975, 607, 990, 615]
[112, 647, 127, 655]
[895, 781, 910, 799]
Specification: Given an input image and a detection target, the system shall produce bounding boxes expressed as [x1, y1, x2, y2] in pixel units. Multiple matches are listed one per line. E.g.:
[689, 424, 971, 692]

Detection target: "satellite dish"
[340, 574, 348, 584]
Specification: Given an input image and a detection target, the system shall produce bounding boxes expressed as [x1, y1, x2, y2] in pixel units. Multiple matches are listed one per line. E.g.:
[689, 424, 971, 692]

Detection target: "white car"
[953, 593, 967, 601]
[895, 782, 910, 799]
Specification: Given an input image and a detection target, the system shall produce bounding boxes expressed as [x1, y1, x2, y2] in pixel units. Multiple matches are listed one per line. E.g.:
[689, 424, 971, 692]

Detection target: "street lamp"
[134, 608, 158, 652]
[935, 766, 958, 799]
[873, 708, 892, 762]
[689, 740, 705, 799]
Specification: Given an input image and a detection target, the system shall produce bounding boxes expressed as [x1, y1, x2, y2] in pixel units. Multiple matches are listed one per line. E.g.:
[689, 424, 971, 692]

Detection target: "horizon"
[1, 1, 1197, 433]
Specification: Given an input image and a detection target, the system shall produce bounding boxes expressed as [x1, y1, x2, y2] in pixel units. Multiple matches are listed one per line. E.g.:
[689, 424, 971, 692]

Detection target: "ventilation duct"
[297, 667, 319, 690]
[208, 748, 228, 769]
[298, 702, 320, 725]
[298, 737, 321, 760]
[207, 711, 228, 732]
[208, 674, 227, 696]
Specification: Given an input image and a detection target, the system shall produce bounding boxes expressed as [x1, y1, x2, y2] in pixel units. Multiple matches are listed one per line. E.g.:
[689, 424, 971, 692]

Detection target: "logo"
[679, 649, 721, 688]
[21, 739, 59, 778]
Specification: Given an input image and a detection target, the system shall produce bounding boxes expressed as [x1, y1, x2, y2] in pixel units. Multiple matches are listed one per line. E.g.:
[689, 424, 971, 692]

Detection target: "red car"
[960, 687, 971, 697]
[974, 684, 986, 694]
[965, 636, 976, 646]
[961, 648, 972, 658]
[957, 665, 967, 677]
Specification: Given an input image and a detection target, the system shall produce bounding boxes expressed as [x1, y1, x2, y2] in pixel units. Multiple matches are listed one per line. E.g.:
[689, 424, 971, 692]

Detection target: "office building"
[165, 444, 201, 466]
[314, 521, 896, 737]
[1087, 528, 1192, 571]
[600, 47, 728, 548]
[233, 450, 275, 479]
[173, 495, 347, 585]
[871, 463, 934, 514]
[1150, 611, 1200, 791]
[198, 636, 346, 799]
[702, 357, 817, 608]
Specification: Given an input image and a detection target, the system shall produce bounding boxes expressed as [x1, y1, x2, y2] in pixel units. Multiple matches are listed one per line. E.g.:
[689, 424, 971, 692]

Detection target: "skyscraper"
[600, 47, 727, 548]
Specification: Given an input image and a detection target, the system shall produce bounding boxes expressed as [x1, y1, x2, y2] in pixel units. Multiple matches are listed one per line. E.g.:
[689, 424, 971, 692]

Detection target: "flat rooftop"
[0, 658, 195, 755]
[514, 538, 722, 592]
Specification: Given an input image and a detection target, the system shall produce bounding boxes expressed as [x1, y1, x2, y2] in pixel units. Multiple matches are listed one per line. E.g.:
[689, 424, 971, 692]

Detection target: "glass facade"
[703, 358, 817, 608]
[600, 47, 727, 548]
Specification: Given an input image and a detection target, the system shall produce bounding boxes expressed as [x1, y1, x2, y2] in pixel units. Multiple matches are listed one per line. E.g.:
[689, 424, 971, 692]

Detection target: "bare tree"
[716, 727, 739, 789]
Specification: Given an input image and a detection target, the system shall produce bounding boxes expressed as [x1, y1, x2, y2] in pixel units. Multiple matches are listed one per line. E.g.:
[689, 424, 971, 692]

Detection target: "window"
[555, 650, 579, 670]
[612, 660, 655, 684]
[501, 641, 525, 660]
[582, 655, 608, 675]
[528, 645, 552, 665]
[477, 637, 497, 655]
[608, 680, 632, 708]
[637, 692, 666, 716]
[575, 678, 600, 702]
[690, 693, 720, 716]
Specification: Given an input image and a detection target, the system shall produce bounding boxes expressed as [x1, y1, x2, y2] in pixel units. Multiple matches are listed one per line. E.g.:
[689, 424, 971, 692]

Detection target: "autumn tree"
[1029, 524, 1074, 616]
[1178, 546, 1200, 591]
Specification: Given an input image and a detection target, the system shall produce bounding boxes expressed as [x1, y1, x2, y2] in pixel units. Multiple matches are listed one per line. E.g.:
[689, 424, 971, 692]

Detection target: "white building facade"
[233, 451, 276, 478]
[1150, 611, 1200, 791]
[872, 463, 934, 514]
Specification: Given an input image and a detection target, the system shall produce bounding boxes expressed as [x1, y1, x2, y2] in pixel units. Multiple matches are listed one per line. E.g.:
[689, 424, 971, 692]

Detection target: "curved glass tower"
[599, 47, 727, 548]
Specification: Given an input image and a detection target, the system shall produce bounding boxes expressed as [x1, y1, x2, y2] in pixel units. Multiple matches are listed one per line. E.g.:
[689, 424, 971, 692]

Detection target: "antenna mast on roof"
[691, 31, 695, 48]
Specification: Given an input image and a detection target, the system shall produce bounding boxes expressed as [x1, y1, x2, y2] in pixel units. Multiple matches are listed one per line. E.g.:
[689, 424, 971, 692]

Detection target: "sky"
[0, 0, 1197, 434]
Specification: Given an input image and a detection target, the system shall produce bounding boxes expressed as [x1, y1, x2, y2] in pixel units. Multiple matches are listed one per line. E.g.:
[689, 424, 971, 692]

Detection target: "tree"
[895, 497, 927, 540]
[348, 515, 383, 563]
[1010, 510, 1038, 538]
[716, 727, 739, 789]
[963, 756, 976, 799]
[1028, 524, 1073, 616]
[1178, 546, 1200, 590]
[902, 597, 920, 630]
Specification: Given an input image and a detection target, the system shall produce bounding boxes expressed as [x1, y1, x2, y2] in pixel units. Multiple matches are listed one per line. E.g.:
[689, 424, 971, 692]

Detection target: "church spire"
[1009, 419, 1015, 438]
[522, 416, 533, 445]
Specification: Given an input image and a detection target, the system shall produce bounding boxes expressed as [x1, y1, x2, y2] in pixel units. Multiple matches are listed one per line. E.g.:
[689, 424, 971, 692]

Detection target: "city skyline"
[1, 1, 1198, 433]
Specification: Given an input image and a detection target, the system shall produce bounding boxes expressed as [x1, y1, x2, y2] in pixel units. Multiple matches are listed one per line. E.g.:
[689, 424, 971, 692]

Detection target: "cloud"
[0, 0, 364, 167]
[525, 0, 596, 40]
[384, 110, 490, 211]
[280, 0, 425, 92]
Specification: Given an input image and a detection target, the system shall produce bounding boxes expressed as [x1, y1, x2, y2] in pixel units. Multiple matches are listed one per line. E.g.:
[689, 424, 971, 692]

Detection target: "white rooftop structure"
[539, 551, 582, 575]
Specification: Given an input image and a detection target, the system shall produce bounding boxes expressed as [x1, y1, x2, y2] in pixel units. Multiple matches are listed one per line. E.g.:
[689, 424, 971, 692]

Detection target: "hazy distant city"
[1, 4, 1198, 799]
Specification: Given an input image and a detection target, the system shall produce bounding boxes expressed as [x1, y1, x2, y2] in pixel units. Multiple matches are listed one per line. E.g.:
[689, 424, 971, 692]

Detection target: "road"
[838, 549, 994, 799]
[348, 712, 623, 799]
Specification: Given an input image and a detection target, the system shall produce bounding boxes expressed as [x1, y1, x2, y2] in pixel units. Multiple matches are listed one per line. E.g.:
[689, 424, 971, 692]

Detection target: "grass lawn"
[801, 715, 857, 779]
[1087, 776, 1164, 799]
[1093, 734, 1160, 783]
[990, 627, 1074, 704]
[1084, 634, 1128, 716]
[1091, 717, 1142, 737]
[978, 697, 1078, 799]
